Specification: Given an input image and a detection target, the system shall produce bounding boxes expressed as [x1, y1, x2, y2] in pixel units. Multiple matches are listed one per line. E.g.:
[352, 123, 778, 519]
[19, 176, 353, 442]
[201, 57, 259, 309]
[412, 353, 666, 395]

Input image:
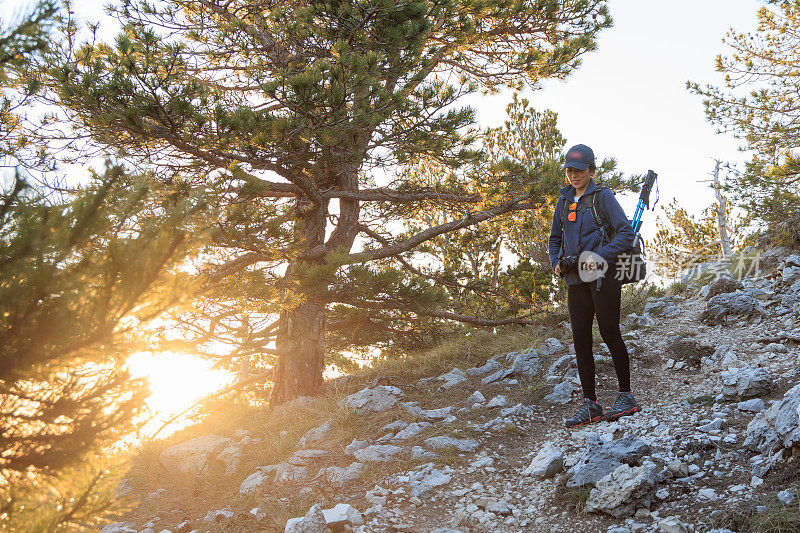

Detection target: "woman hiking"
[548, 144, 641, 428]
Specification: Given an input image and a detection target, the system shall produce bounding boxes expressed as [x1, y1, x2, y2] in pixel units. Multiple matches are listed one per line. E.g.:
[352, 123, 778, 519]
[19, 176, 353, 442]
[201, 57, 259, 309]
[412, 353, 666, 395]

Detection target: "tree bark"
[269, 298, 326, 405]
[269, 192, 330, 406]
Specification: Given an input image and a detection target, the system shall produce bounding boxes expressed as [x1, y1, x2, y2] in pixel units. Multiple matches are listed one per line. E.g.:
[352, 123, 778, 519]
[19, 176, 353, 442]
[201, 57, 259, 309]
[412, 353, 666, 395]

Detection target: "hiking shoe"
[604, 392, 641, 422]
[565, 398, 604, 428]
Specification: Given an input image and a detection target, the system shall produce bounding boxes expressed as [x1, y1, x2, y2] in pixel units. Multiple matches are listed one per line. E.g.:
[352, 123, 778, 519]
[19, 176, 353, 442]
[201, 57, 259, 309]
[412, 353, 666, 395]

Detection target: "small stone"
[486, 395, 508, 408]
[482, 368, 514, 384]
[285, 504, 328, 533]
[322, 503, 364, 528]
[655, 488, 669, 500]
[658, 517, 688, 533]
[354, 445, 402, 463]
[522, 441, 564, 479]
[467, 359, 501, 377]
[339, 385, 405, 414]
[698, 488, 717, 500]
[439, 368, 468, 390]
[411, 446, 438, 460]
[697, 418, 725, 433]
[424, 436, 479, 453]
[393, 422, 428, 441]
[544, 381, 575, 405]
[467, 391, 486, 403]
[737, 398, 766, 412]
[298, 420, 333, 448]
[777, 490, 796, 504]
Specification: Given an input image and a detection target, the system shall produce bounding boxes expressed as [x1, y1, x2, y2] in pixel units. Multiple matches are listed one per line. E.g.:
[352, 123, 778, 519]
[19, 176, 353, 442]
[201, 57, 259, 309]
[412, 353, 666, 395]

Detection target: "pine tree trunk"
[269, 298, 326, 406]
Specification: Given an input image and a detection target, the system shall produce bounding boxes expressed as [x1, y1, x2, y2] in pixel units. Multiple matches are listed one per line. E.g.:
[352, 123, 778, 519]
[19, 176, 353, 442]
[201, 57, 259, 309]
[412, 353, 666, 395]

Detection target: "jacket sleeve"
[597, 189, 635, 262]
[548, 198, 564, 270]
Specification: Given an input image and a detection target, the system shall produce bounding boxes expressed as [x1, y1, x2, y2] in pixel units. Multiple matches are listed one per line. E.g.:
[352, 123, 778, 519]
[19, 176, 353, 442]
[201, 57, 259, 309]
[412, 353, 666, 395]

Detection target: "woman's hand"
[554, 263, 562, 276]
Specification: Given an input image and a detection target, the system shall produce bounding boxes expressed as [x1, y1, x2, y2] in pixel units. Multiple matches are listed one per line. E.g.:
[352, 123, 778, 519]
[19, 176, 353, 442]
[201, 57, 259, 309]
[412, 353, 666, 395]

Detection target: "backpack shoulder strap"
[589, 186, 615, 238]
[559, 196, 568, 230]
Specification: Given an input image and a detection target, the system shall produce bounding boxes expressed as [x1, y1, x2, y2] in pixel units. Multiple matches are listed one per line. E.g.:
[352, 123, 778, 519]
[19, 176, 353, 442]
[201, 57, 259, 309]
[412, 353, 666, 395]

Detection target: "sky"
[469, 0, 762, 232]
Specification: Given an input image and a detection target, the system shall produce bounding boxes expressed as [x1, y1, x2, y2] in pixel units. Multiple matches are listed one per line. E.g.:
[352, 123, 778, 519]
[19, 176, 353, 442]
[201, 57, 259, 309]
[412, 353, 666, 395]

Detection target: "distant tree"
[688, 0, 800, 247]
[650, 197, 752, 278]
[27, 0, 614, 404]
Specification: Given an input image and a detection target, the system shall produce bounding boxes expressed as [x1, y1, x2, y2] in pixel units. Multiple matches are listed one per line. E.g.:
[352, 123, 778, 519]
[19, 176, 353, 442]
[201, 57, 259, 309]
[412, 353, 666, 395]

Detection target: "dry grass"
[363, 326, 544, 381]
[119, 325, 551, 530]
[713, 482, 800, 533]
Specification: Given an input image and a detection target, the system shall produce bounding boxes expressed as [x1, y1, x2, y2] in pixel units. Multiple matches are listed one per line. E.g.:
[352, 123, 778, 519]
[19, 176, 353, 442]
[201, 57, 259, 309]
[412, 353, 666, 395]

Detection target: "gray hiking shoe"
[604, 392, 641, 422]
[565, 398, 604, 428]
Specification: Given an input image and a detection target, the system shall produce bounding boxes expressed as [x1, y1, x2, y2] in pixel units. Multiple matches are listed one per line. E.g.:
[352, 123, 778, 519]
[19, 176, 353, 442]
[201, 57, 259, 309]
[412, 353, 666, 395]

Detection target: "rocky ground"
[103, 250, 800, 533]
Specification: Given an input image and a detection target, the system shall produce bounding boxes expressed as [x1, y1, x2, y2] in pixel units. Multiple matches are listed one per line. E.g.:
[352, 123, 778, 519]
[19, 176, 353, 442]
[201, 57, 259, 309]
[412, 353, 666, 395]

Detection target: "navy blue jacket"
[548, 179, 635, 285]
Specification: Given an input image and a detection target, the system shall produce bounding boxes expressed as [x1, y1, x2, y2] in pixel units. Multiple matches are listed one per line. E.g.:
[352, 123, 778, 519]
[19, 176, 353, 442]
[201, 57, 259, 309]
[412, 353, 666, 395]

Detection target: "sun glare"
[125, 351, 236, 440]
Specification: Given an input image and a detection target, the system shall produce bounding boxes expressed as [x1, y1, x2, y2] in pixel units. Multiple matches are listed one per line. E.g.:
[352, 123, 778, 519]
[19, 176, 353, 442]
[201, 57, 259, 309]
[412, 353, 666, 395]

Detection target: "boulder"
[545, 381, 575, 405]
[539, 338, 566, 357]
[585, 462, 662, 518]
[288, 449, 329, 466]
[408, 465, 452, 497]
[338, 386, 404, 414]
[644, 297, 681, 318]
[344, 438, 370, 456]
[275, 462, 308, 483]
[486, 395, 508, 408]
[298, 420, 333, 448]
[424, 436, 480, 453]
[467, 391, 486, 403]
[353, 444, 403, 463]
[546, 354, 574, 380]
[467, 359, 500, 377]
[721, 367, 773, 400]
[321, 504, 364, 528]
[701, 291, 764, 325]
[158, 434, 231, 476]
[706, 275, 744, 300]
[393, 422, 429, 441]
[522, 441, 564, 478]
[737, 398, 766, 412]
[217, 442, 244, 475]
[317, 462, 365, 485]
[512, 350, 542, 376]
[240, 468, 273, 494]
[744, 383, 800, 456]
[783, 265, 800, 284]
[285, 504, 330, 533]
[567, 434, 652, 487]
[438, 368, 467, 390]
[481, 367, 514, 384]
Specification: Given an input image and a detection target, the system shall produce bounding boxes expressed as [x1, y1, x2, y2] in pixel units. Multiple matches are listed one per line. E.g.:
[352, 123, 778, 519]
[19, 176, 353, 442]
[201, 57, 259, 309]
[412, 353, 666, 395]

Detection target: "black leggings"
[567, 277, 631, 402]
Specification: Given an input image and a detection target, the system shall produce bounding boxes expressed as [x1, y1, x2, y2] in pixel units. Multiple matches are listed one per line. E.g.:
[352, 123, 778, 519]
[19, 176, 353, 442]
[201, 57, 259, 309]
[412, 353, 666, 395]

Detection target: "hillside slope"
[103, 251, 800, 533]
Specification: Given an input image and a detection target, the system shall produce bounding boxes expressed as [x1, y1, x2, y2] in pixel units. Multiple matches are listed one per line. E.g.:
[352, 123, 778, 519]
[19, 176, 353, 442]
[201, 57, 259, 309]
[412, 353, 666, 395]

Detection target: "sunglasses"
[567, 202, 577, 222]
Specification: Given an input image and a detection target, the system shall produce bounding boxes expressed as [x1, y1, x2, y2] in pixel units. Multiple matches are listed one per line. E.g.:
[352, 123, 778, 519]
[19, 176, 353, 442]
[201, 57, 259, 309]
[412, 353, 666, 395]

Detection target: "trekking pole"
[631, 170, 658, 233]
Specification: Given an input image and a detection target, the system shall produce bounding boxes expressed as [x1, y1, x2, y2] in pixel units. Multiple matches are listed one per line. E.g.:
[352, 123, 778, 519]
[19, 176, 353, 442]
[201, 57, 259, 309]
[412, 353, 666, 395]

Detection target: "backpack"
[559, 186, 647, 284]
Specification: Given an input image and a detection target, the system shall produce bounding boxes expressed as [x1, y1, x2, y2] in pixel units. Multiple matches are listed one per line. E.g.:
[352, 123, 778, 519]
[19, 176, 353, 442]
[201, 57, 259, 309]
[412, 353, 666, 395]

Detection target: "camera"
[558, 255, 579, 277]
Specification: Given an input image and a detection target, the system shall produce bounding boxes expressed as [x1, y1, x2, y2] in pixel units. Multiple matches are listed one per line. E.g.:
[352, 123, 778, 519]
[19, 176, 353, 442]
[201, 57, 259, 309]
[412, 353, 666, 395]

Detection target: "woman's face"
[565, 166, 594, 191]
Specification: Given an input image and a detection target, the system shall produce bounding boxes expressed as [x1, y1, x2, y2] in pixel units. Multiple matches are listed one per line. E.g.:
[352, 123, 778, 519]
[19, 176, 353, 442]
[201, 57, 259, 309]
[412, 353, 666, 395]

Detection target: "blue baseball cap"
[562, 144, 595, 170]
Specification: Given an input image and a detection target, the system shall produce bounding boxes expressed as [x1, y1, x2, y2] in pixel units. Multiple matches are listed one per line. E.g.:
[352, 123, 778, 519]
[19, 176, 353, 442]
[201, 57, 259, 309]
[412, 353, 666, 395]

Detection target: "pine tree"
[688, 0, 800, 247]
[26, 0, 614, 404]
[650, 198, 752, 278]
[0, 4, 210, 527]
